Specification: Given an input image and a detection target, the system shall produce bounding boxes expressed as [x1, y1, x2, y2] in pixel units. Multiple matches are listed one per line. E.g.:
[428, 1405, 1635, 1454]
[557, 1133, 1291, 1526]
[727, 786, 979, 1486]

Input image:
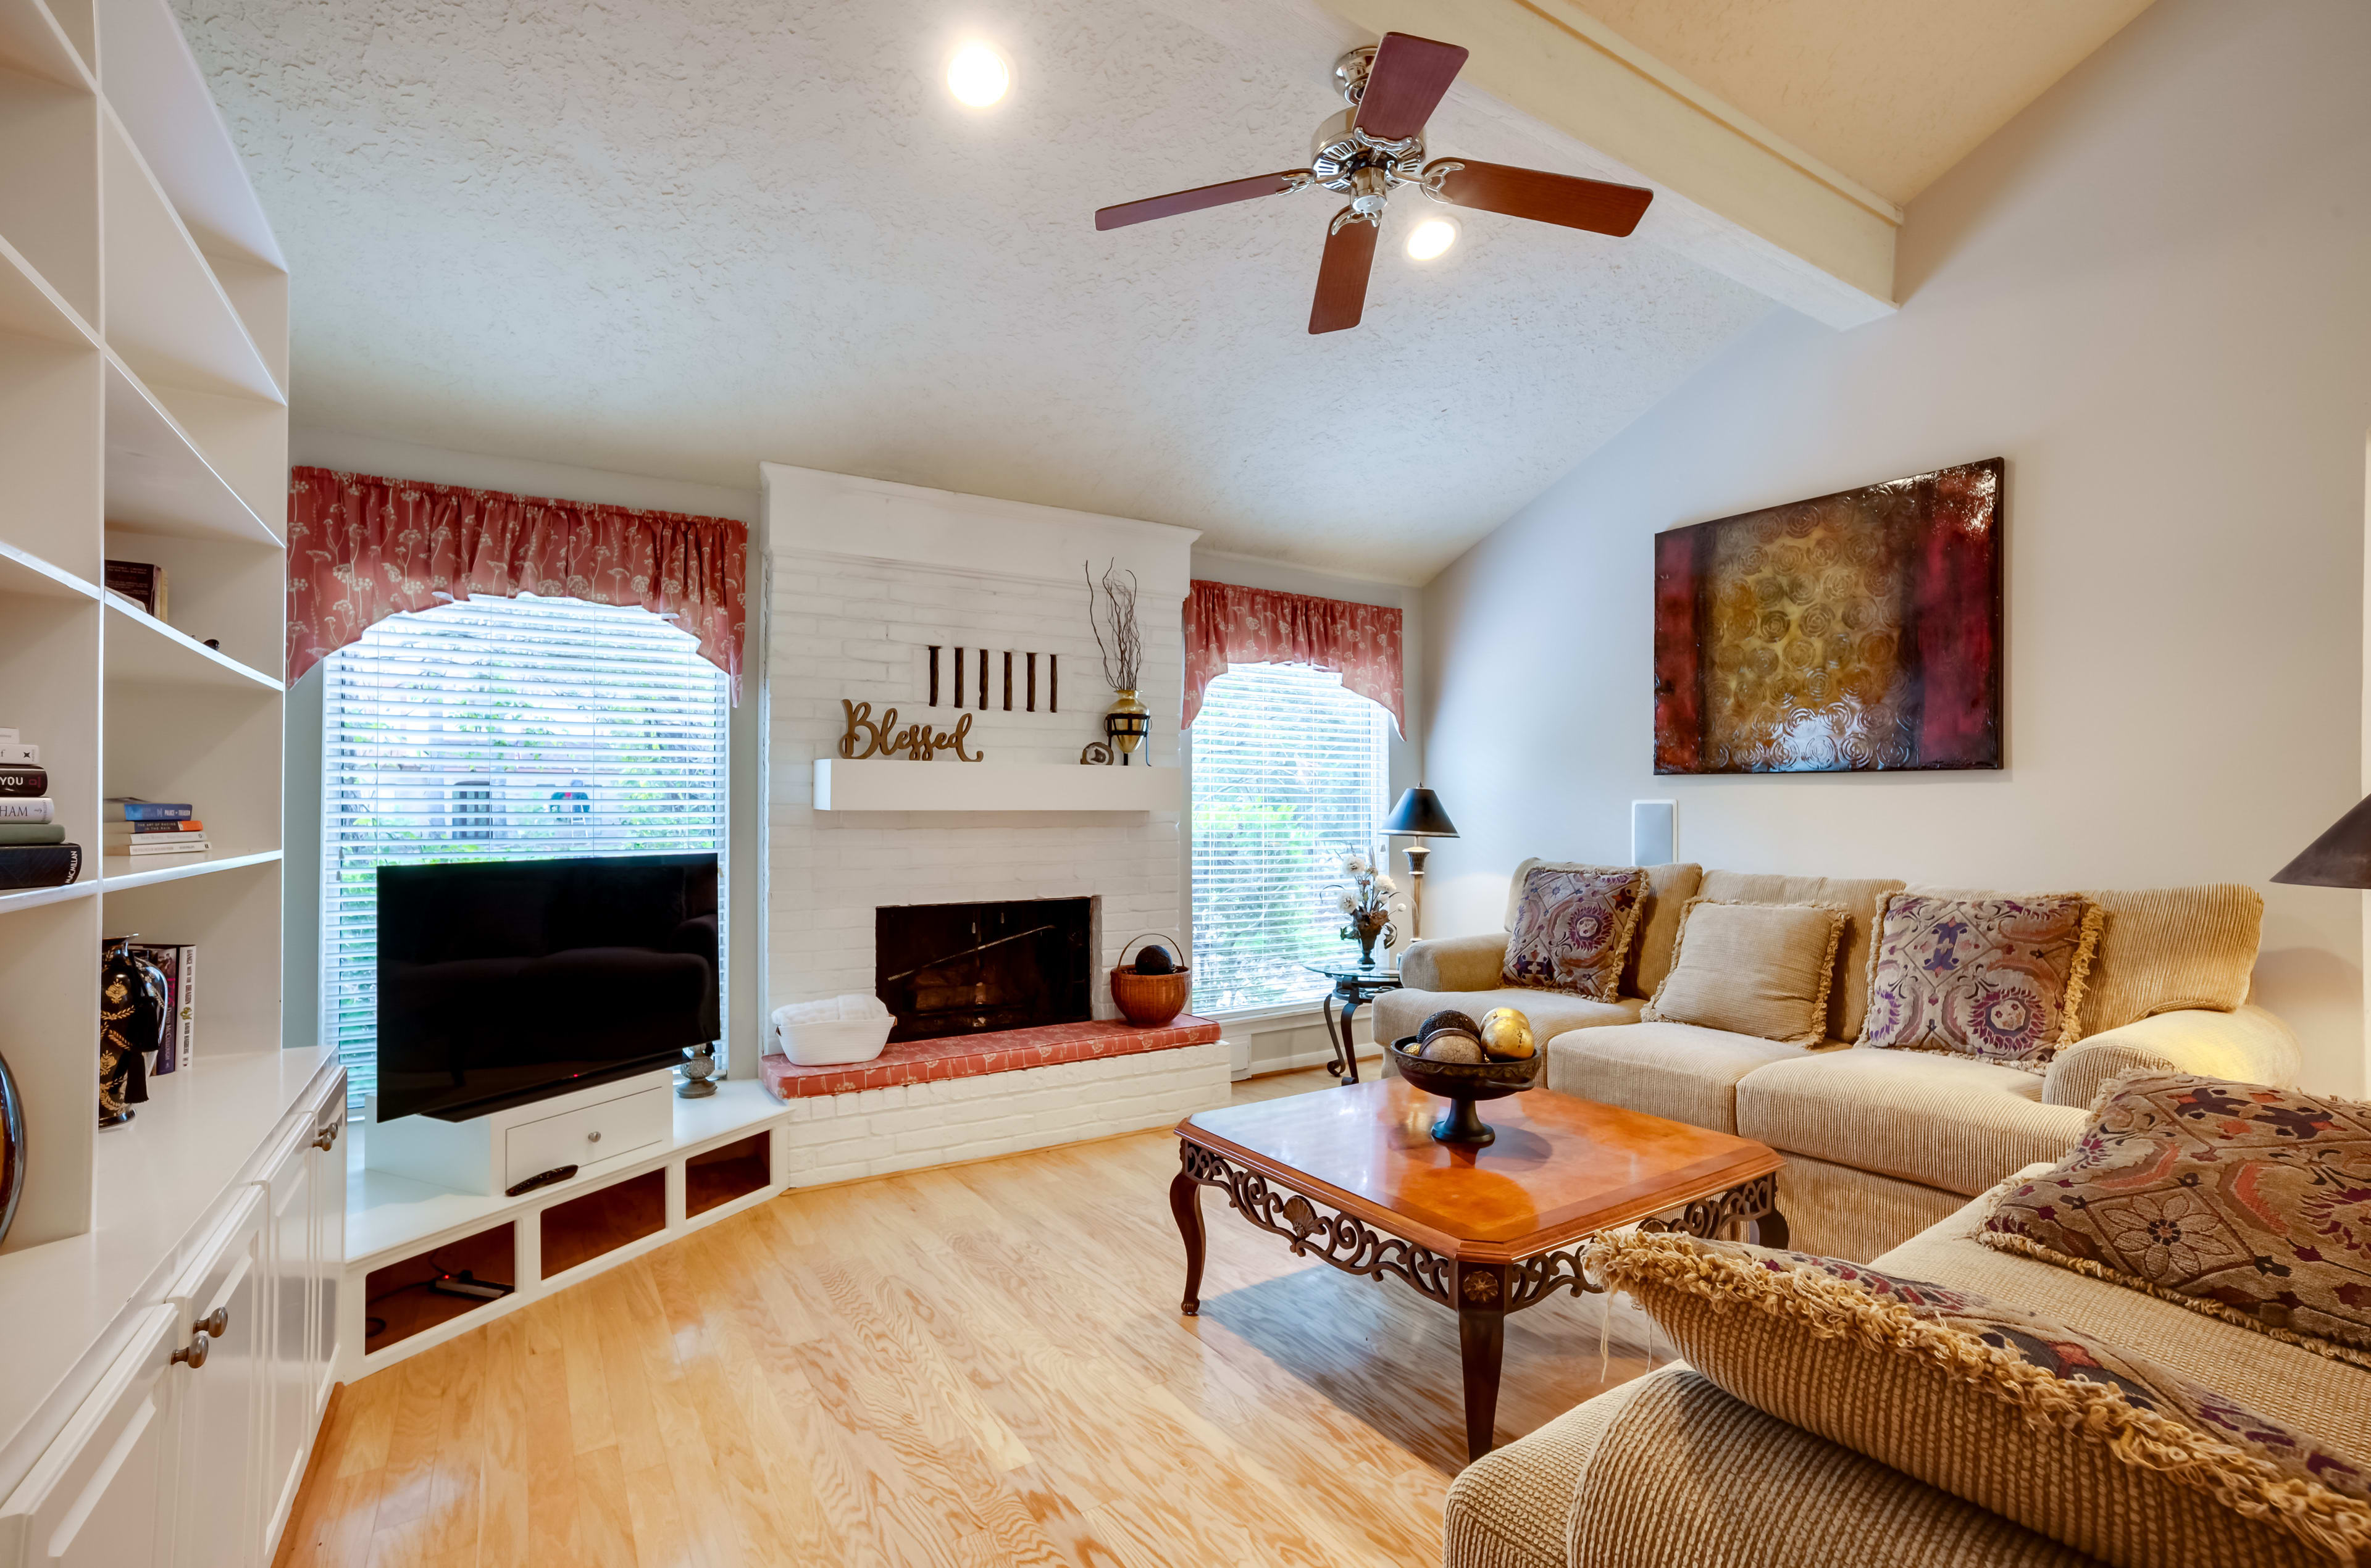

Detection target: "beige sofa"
[1375, 864, 2301, 1261]
[1442, 1164, 2371, 1568]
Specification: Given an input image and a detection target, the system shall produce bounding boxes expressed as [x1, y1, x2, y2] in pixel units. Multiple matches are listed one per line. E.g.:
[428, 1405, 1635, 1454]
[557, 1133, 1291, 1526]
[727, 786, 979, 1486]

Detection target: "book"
[107, 836, 209, 857]
[0, 744, 33, 766]
[127, 820, 206, 834]
[104, 560, 168, 620]
[0, 844, 80, 890]
[0, 767, 46, 798]
[125, 942, 195, 1073]
[0, 798, 55, 824]
[105, 799, 194, 822]
[0, 824, 65, 846]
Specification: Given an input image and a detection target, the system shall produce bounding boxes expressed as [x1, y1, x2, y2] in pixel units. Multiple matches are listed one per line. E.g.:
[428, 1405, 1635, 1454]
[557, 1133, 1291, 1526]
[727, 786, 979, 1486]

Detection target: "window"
[1189, 664, 1392, 1014]
[321, 594, 729, 1108]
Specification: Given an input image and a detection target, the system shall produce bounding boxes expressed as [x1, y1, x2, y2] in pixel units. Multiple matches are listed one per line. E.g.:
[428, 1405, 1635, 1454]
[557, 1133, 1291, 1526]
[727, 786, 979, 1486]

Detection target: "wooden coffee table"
[1170, 1079, 1786, 1461]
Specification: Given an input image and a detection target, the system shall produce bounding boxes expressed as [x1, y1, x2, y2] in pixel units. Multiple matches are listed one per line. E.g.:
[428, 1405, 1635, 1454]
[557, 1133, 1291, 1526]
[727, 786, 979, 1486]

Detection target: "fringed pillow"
[1856, 891, 2102, 1071]
[1640, 899, 1845, 1045]
[1591, 1229, 2371, 1568]
[1981, 1069, 2371, 1369]
[1500, 864, 1648, 1000]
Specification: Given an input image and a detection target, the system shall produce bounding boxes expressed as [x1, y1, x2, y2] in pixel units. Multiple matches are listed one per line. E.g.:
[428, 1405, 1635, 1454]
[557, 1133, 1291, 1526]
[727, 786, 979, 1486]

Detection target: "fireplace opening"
[876, 897, 1094, 1043]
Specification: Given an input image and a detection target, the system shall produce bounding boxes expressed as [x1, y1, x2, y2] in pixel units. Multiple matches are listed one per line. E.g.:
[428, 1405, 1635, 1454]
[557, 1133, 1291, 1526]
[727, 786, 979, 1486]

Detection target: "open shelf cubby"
[362, 1222, 517, 1355]
[540, 1169, 668, 1278]
[687, 1130, 771, 1217]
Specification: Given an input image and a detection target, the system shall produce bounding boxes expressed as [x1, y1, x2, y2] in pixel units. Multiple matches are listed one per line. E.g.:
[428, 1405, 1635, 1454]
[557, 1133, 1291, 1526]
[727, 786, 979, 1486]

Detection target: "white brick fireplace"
[758, 463, 1226, 1179]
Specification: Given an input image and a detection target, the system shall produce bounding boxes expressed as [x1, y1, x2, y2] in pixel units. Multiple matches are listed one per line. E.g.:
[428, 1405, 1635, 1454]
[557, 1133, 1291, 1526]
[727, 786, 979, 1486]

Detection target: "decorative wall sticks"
[926, 648, 1057, 712]
[839, 699, 984, 761]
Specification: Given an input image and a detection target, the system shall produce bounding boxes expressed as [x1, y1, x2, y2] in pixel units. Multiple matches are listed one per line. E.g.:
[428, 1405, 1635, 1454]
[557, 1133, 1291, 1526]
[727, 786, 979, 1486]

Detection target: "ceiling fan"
[1094, 32, 1655, 335]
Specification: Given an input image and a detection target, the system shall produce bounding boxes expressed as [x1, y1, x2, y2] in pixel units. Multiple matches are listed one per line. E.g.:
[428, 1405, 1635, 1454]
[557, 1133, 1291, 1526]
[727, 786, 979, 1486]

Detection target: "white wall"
[1415, 0, 2371, 1093]
[1184, 549, 1426, 1076]
[281, 427, 770, 1074]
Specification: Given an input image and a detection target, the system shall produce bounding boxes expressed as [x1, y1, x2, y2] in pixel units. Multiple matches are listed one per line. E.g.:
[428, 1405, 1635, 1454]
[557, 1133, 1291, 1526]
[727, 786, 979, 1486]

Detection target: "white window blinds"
[1189, 664, 1391, 1014]
[320, 594, 729, 1108]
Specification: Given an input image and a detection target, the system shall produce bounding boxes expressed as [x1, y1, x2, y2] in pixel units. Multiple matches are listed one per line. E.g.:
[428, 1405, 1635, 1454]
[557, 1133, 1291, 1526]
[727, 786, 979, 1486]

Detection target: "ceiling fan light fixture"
[947, 41, 1011, 107]
[1405, 214, 1458, 261]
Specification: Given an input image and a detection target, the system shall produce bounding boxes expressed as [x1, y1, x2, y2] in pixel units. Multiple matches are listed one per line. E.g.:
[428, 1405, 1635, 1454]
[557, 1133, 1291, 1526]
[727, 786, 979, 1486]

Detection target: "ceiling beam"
[1318, 0, 1902, 327]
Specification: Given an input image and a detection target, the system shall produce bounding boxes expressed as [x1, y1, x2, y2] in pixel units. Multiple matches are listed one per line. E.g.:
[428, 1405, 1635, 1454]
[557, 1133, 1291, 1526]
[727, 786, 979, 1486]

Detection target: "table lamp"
[2271, 794, 2371, 888]
[1381, 786, 1459, 939]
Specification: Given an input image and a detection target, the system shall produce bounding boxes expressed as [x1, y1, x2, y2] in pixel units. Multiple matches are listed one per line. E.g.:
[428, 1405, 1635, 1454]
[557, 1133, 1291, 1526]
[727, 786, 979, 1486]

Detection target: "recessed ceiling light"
[947, 42, 1011, 107]
[1406, 215, 1459, 261]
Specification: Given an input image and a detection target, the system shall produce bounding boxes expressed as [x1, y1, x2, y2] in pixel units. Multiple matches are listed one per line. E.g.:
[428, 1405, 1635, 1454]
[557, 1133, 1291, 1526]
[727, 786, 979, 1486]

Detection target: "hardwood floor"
[278, 1068, 1670, 1567]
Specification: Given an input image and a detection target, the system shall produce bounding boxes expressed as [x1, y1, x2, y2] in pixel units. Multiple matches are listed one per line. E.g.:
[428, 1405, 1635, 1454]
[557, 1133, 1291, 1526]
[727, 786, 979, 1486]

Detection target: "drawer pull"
[587, 1131, 601, 1143]
[173, 1332, 209, 1370]
[198, 1307, 230, 1337]
[314, 1122, 340, 1151]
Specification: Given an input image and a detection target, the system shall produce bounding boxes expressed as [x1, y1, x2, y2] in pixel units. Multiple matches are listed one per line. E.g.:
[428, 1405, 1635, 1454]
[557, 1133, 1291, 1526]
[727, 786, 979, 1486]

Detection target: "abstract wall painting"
[1654, 457, 2004, 775]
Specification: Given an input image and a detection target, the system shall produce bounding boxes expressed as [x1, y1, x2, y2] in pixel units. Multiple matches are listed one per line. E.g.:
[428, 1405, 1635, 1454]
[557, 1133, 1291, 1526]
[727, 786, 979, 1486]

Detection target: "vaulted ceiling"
[180, 0, 2150, 583]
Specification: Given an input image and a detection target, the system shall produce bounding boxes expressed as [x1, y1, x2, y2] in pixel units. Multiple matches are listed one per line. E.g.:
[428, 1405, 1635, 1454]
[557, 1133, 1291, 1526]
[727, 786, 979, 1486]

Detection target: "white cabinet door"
[169, 1188, 269, 1568]
[309, 1080, 347, 1416]
[257, 1117, 315, 1555]
[0, 1306, 180, 1568]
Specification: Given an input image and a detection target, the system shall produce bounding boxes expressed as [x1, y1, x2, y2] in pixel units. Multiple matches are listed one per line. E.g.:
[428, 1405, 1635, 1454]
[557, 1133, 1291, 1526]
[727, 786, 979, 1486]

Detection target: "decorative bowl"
[1390, 1036, 1542, 1146]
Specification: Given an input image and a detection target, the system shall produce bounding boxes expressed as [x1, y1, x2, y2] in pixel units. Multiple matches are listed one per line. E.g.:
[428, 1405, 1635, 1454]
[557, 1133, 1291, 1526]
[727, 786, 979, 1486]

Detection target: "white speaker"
[1632, 800, 1676, 867]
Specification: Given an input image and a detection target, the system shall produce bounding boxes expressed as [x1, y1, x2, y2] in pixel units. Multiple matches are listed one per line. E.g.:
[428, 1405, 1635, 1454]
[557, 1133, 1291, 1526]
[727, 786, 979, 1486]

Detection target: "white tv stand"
[364, 1066, 678, 1196]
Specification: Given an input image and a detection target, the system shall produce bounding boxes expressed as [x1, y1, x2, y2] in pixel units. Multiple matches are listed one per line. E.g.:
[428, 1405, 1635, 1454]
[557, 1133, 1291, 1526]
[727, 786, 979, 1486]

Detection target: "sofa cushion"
[1775, 1154, 1972, 1265]
[1373, 988, 1639, 1066]
[1564, 1367, 2104, 1568]
[1501, 863, 1647, 999]
[1735, 1049, 2087, 1196]
[2078, 883, 2263, 1035]
[1591, 1230, 2371, 1568]
[1547, 1020, 1821, 1134]
[1881, 1171, 2371, 1461]
[1642, 899, 1844, 1045]
[1442, 1374, 1654, 1568]
[1980, 1070, 2371, 1370]
[1857, 891, 2102, 1071]
[1698, 869, 1905, 1041]
[1399, 931, 1509, 993]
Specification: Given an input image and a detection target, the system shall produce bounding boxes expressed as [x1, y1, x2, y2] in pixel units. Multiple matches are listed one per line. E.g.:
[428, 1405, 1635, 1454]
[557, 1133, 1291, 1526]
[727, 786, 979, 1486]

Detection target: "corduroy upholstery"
[1560, 1368, 2105, 1568]
[1736, 1049, 2089, 1196]
[1402, 932, 1512, 993]
[1374, 991, 1641, 1076]
[1774, 1154, 1968, 1264]
[1544, 1022, 1829, 1134]
[2076, 883, 2264, 1035]
[2041, 1002, 2302, 1107]
[1442, 1377, 1654, 1568]
[1695, 869, 1904, 1041]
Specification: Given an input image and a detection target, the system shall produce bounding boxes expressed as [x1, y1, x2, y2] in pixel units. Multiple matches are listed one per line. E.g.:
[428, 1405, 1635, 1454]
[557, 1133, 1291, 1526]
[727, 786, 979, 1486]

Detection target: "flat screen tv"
[376, 853, 719, 1123]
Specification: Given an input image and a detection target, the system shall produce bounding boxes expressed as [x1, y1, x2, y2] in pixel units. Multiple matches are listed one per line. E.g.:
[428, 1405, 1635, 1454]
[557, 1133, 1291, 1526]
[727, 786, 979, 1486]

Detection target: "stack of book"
[0, 730, 81, 891]
[107, 798, 209, 858]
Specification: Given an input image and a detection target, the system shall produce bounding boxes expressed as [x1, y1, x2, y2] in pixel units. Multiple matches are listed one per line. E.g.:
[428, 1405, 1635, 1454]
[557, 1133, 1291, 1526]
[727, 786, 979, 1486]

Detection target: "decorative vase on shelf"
[1344, 908, 1395, 970]
[98, 936, 168, 1128]
[1105, 688, 1150, 764]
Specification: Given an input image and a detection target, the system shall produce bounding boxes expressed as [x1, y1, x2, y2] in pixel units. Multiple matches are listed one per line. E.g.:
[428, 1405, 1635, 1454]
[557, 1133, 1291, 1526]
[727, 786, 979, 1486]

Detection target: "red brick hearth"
[759, 1015, 1223, 1101]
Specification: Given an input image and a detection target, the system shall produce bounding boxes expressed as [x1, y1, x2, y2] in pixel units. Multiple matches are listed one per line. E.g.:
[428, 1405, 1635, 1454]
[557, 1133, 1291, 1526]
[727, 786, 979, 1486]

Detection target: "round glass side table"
[1302, 959, 1402, 1085]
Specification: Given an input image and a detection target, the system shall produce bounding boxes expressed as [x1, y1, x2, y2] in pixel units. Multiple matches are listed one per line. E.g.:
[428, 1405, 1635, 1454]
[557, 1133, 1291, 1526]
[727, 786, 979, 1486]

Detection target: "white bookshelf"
[0, 0, 289, 1278]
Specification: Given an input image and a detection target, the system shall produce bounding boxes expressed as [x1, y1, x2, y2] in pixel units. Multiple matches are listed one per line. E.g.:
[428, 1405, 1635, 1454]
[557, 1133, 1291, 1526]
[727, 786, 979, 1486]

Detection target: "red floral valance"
[286, 467, 748, 701]
[1182, 580, 1403, 735]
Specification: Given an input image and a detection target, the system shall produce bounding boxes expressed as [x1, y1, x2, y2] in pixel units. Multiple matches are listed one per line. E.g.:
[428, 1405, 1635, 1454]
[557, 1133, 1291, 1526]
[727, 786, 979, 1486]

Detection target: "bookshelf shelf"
[0, 1, 90, 86]
[99, 846, 281, 890]
[0, 228, 93, 346]
[101, 595, 283, 691]
[0, 539, 99, 600]
[102, 351, 281, 547]
[0, 877, 98, 915]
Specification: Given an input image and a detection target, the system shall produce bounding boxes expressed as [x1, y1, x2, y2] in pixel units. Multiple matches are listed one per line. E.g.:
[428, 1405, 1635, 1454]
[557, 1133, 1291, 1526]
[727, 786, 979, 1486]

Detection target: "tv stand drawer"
[506, 1085, 670, 1188]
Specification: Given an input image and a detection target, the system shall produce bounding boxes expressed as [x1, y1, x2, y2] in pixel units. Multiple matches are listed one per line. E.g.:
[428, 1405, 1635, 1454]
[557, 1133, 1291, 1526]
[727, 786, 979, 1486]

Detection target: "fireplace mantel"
[812, 758, 1182, 813]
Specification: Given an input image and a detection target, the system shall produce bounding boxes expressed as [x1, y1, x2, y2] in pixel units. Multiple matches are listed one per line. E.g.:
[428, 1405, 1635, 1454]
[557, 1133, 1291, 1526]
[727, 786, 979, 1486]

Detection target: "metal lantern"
[1103, 689, 1150, 764]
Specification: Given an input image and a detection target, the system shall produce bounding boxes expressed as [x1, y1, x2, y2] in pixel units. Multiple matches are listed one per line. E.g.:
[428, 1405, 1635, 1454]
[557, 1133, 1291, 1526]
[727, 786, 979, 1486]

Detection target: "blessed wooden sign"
[838, 699, 984, 761]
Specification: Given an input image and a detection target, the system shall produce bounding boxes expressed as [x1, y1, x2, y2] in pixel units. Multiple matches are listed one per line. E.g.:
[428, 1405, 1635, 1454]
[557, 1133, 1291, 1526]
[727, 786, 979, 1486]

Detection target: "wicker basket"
[1111, 934, 1190, 1027]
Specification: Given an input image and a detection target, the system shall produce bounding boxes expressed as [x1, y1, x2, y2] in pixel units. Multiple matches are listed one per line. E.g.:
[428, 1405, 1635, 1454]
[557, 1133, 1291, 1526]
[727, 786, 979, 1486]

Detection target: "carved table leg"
[1321, 988, 1352, 1081]
[1755, 1207, 1790, 1251]
[1169, 1170, 1207, 1316]
[1336, 986, 1366, 1085]
[1454, 1262, 1508, 1462]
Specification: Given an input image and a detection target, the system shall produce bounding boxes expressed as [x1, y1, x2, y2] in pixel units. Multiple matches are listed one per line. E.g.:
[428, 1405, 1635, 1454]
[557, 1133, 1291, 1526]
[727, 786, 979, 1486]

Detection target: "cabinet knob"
[314, 1122, 340, 1151]
[173, 1332, 210, 1370]
[587, 1131, 601, 1143]
[199, 1307, 230, 1337]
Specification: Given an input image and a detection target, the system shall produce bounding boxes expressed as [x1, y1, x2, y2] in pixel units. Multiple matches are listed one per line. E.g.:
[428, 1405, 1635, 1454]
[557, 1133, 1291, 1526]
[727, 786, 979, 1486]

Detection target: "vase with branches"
[1085, 559, 1149, 762]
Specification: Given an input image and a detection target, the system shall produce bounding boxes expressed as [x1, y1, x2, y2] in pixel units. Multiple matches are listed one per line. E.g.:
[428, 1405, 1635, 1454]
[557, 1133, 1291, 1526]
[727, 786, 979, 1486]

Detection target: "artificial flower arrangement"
[1333, 847, 1405, 968]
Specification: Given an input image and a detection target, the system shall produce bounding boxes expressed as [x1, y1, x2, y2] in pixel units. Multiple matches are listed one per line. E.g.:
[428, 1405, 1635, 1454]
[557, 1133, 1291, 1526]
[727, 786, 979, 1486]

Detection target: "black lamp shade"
[2272, 793, 2371, 888]
[1382, 786, 1459, 839]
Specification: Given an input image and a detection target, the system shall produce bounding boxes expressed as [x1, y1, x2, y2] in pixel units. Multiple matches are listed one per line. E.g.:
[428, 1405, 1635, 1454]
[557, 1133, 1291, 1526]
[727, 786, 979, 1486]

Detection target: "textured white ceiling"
[178, 0, 1773, 582]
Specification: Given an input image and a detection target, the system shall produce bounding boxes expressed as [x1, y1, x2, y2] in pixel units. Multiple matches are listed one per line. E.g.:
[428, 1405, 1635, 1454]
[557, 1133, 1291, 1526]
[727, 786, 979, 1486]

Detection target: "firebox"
[874, 898, 1094, 1043]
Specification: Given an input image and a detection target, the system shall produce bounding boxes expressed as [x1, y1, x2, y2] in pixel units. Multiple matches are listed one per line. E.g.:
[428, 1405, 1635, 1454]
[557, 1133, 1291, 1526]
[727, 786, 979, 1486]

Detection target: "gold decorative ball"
[1421, 1032, 1486, 1064]
[1479, 1008, 1536, 1060]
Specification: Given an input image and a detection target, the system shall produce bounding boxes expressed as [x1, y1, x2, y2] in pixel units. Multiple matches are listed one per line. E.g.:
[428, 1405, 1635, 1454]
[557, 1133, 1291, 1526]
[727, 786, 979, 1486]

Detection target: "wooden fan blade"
[1309, 212, 1378, 335]
[1427, 159, 1654, 236]
[1095, 170, 1308, 231]
[1353, 33, 1468, 141]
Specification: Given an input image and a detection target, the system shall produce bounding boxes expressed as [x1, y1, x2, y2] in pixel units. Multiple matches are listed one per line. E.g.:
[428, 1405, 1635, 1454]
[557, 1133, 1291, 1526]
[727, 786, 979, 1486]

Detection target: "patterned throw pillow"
[1857, 891, 2102, 1070]
[1500, 864, 1648, 1000]
[1980, 1070, 2371, 1369]
[1591, 1229, 2371, 1568]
